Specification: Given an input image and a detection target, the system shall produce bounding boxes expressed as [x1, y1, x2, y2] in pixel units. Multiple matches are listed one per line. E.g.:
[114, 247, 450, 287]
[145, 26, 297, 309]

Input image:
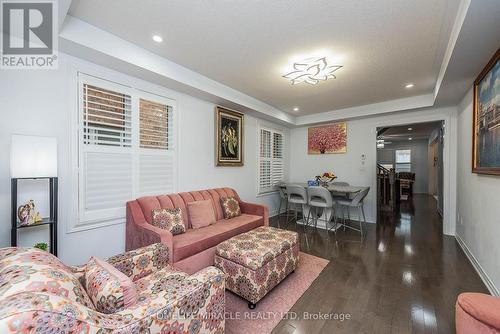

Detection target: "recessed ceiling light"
[409, 137, 413, 141]
[293, 107, 300, 112]
[152, 35, 163, 43]
[405, 83, 415, 89]
[408, 127, 413, 131]
[283, 57, 342, 85]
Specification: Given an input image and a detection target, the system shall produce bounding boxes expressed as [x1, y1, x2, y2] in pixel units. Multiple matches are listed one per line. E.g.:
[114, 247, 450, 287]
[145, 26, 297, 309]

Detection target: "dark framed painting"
[215, 107, 244, 166]
[472, 48, 500, 175]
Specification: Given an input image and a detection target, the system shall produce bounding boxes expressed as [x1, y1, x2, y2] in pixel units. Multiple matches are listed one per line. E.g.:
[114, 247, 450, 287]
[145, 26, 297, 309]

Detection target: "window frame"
[258, 125, 285, 195]
[72, 73, 178, 233]
[395, 149, 412, 173]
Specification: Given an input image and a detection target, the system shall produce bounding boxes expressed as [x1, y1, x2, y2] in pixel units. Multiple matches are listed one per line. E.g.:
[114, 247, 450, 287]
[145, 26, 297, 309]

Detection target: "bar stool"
[307, 186, 337, 233]
[286, 185, 308, 225]
[336, 187, 370, 235]
[277, 184, 291, 223]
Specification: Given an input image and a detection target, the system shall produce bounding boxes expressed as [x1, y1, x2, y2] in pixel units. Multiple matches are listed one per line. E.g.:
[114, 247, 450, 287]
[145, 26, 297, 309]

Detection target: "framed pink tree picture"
[308, 122, 347, 154]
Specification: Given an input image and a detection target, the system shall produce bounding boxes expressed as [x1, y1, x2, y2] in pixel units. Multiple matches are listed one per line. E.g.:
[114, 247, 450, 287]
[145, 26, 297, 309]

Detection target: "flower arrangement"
[315, 172, 337, 187]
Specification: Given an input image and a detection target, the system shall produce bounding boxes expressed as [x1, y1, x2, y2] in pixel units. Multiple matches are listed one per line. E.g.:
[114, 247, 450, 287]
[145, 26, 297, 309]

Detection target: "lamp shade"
[10, 135, 58, 178]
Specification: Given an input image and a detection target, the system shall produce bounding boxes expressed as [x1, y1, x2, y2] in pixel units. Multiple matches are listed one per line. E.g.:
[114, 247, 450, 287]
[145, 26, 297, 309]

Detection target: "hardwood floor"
[270, 194, 487, 334]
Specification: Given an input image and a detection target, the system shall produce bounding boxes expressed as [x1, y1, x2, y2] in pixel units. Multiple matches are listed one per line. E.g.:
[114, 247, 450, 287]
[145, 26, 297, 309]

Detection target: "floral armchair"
[0, 244, 225, 333]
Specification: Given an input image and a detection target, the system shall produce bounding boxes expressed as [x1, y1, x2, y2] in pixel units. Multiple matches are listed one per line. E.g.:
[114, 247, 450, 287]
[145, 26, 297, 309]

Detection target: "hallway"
[271, 194, 488, 334]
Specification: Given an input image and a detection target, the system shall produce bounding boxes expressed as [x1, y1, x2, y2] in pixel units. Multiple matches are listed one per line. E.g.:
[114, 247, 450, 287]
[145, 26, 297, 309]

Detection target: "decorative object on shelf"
[308, 180, 320, 186]
[215, 106, 244, 166]
[10, 134, 58, 256]
[33, 242, 48, 251]
[472, 48, 500, 175]
[17, 200, 43, 226]
[283, 57, 342, 85]
[315, 172, 338, 187]
[308, 122, 347, 154]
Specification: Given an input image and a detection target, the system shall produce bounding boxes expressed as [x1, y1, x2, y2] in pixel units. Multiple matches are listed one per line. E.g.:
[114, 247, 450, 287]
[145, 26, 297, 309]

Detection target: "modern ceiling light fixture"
[293, 107, 300, 111]
[152, 35, 163, 43]
[283, 57, 342, 85]
[405, 83, 415, 89]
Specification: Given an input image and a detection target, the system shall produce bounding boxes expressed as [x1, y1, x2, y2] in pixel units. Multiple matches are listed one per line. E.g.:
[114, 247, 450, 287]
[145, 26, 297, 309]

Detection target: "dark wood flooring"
[270, 194, 487, 334]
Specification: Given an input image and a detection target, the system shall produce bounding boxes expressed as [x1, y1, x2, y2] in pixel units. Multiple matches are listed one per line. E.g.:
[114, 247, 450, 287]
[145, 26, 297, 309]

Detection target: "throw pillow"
[85, 257, 138, 314]
[220, 196, 241, 219]
[188, 200, 216, 229]
[151, 208, 186, 235]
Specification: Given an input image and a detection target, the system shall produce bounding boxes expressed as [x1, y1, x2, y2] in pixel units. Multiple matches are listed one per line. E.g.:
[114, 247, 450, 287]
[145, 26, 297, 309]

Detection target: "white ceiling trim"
[60, 16, 295, 124]
[58, 1, 475, 128]
[295, 94, 434, 126]
[58, 0, 73, 31]
[433, 0, 471, 101]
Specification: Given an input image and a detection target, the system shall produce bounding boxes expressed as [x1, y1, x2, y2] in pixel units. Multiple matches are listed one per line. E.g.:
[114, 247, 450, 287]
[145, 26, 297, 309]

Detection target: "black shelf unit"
[11, 177, 58, 256]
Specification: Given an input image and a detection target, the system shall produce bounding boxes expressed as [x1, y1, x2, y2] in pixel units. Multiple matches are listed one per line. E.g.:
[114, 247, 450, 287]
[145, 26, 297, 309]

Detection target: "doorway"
[376, 121, 444, 215]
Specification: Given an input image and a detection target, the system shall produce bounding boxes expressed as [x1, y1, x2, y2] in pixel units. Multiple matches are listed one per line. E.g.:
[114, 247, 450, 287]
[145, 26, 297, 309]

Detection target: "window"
[395, 149, 411, 172]
[77, 74, 176, 229]
[259, 127, 285, 194]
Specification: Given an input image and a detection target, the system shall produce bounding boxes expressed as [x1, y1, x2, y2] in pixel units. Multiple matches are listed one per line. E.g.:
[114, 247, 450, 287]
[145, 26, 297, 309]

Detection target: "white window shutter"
[77, 75, 177, 230]
[259, 127, 285, 193]
[83, 84, 132, 147]
[139, 153, 174, 196]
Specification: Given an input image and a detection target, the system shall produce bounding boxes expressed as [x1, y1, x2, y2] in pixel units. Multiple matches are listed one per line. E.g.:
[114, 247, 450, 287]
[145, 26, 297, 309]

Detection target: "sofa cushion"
[0, 247, 95, 309]
[151, 208, 186, 235]
[188, 200, 216, 229]
[220, 196, 241, 219]
[85, 257, 138, 314]
[172, 214, 263, 262]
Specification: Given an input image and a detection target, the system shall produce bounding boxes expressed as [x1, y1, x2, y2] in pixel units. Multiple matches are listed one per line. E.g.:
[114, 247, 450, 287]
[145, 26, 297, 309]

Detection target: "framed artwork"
[472, 48, 500, 175]
[215, 107, 244, 166]
[308, 122, 347, 154]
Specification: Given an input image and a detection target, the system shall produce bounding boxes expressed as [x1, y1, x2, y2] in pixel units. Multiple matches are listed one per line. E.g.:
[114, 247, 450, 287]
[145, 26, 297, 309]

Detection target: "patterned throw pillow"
[220, 196, 241, 219]
[151, 208, 186, 235]
[85, 257, 138, 314]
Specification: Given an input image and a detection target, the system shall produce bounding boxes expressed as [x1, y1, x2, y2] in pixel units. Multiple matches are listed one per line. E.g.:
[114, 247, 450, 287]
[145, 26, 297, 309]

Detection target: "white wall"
[0, 54, 288, 265]
[377, 139, 430, 194]
[289, 106, 457, 231]
[456, 88, 500, 295]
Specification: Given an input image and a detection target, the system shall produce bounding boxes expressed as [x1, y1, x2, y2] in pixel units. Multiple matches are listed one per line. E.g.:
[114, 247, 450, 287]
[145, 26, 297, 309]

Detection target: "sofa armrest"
[457, 293, 500, 331]
[239, 201, 269, 226]
[126, 201, 175, 263]
[106, 243, 169, 281]
[114, 266, 225, 331]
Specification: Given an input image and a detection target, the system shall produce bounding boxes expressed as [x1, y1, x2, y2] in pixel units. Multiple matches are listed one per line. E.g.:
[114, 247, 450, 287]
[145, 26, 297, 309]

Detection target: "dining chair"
[286, 185, 308, 225]
[277, 184, 291, 224]
[335, 187, 370, 235]
[307, 186, 337, 233]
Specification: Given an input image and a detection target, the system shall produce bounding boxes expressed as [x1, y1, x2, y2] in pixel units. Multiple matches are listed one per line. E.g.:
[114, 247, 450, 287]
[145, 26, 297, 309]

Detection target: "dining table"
[280, 182, 367, 229]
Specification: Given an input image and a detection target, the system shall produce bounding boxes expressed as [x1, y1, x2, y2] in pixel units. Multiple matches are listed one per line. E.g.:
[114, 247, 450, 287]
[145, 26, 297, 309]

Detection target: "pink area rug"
[224, 252, 329, 334]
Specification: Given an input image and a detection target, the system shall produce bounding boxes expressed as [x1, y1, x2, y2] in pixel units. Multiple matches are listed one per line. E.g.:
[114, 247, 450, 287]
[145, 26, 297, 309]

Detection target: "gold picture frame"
[472, 48, 500, 175]
[215, 106, 244, 166]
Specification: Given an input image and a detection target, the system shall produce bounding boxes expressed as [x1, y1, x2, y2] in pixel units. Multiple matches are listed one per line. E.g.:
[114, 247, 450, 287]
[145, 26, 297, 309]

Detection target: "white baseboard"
[455, 234, 500, 297]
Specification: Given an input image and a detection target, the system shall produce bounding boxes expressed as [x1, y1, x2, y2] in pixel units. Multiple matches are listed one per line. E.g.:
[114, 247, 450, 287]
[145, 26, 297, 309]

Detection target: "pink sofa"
[456, 293, 500, 333]
[126, 187, 269, 274]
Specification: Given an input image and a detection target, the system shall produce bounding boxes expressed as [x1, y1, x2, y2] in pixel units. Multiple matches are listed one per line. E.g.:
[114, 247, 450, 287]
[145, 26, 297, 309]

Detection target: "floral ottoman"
[214, 226, 299, 308]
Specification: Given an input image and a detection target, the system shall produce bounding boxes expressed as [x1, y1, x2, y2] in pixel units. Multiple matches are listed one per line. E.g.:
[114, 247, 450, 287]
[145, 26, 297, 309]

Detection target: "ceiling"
[378, 121, 442, 142]
[69, 0, 460, 116]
